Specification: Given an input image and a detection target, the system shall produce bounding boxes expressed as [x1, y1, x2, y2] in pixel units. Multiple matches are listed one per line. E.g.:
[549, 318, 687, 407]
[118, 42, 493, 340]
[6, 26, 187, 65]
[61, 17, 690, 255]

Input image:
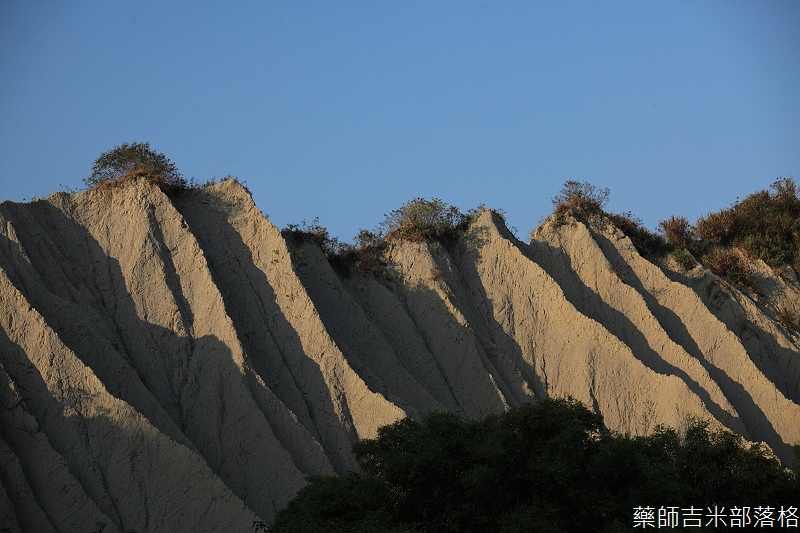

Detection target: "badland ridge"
[1, 177, 798, 531]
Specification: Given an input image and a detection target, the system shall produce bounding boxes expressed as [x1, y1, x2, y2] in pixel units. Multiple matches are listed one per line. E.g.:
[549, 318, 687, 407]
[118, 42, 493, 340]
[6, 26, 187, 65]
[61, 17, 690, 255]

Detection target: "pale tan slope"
[0, 363, 99, 533]
[663, 256, 800, 406]
[529, 216, 745, 435]
[2, 177, 799, 530]
[532, 213, 800, 462]
[339, 269, 470, 414]
[287, 240, 447, 418]
[172, 182, 406, 466]
[379, 237, 539, 417]
[288, 228, 537, 421]
[441, 211, 717, 435]
[0, 181, 318, 523]
[379, 239, 513, 419]
[0, 262, 256, 532]
[596, 219, 800, 464]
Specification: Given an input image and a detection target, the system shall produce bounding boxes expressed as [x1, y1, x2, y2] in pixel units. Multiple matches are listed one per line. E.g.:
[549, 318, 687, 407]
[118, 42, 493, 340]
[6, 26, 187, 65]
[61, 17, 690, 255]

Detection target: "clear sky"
[2, 1, 799, 242]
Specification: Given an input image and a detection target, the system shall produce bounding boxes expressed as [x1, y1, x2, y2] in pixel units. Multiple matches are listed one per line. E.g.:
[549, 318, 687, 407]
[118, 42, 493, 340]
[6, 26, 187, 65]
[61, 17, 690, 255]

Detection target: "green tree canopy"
[271, 398, 799, 532]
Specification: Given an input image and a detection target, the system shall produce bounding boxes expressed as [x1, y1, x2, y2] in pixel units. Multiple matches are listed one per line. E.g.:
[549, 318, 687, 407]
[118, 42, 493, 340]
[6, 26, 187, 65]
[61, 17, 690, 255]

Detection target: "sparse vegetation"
[702, 248, 751, 286]
[659, 215, 692, 250]
[381, 197, 471, 241]
[550, 181, 666, 255]
[271, 397, 799, 532]
[655, 178, 800, 286]
[607, 211, 667, 255]
[672, 248, 696, 271]
[551, 180, 610, 217]
[283, 198, 480, 277]
[85, 141, 187, 191]
[282, 219, 387, 276]
[778, 306, 800, 335]
[695, 178, 800, 269]
[282, 218, 332, 249]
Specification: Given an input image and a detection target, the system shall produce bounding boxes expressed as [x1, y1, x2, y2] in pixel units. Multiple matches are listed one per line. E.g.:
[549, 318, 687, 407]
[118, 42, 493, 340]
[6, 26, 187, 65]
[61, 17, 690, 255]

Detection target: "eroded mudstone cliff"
[1, 179, 798, 532]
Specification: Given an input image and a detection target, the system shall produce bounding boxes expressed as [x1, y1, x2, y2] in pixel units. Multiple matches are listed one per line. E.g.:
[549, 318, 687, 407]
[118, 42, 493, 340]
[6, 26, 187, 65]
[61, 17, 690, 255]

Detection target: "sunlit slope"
[0, 179, 798, 531]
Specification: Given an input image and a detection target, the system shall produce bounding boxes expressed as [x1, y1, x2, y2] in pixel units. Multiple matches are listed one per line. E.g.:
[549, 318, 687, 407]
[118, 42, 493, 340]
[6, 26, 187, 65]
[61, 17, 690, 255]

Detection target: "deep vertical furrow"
[461, 211, 718, 436]
[289, 239, 448, 416]
[340, 273, 465, 412]
[585, 217, 800, 462]
[529, 216, 745, 434]
[172, 187, 363, 473]
[0, 263, 257, 531]
[379, 238, 510, 419]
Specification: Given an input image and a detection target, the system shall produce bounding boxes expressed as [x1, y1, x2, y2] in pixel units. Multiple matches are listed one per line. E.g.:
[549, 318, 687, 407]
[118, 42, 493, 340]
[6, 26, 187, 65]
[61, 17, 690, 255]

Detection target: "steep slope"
[0, 179, 798, 531]
[531, 213, 800, 460]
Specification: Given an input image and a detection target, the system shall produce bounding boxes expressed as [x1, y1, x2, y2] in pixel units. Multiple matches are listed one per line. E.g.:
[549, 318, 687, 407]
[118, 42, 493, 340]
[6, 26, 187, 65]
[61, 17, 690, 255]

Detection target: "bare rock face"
[0, 179, 798, 531]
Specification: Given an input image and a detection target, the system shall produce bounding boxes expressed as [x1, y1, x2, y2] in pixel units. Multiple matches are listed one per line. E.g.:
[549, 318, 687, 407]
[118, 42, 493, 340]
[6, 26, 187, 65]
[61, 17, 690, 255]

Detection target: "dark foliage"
[283, 199, 479, 277]
[551, 181, 610, 216]
[282, 219, 388, 277]
[271, 398, 798, 532]
[702, 248, 752, 286]
[281, 218, 332, 248]
[381, 198, 471, 241]
[659, 216, 693, 250]
[694, 178, 800, 268]
[607, 212, 668, 256]
[85, 141, 186, 190]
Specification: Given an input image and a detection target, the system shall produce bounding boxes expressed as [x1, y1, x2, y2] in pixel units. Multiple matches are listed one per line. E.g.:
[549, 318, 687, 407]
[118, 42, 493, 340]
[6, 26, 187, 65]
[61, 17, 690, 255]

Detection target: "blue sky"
[2, 1, 799, 241]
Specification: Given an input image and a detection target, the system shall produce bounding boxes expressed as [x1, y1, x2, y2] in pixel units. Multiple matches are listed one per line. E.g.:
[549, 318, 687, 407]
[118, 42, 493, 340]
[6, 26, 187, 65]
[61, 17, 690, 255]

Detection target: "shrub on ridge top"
[381, 197, 469, 240]
[551, 180, 610, 216]
[85, 141, 186, 191]
[549, 181, 666, 255]
[694, 178, 800, 268]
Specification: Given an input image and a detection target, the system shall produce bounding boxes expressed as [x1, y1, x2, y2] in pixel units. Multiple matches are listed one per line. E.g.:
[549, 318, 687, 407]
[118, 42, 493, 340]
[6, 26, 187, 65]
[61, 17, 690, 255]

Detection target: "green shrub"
[659, 215, 692, 249]
[85, 141, 186, 191]
[702, 248, 751, 286]
[551, 180, 610, 217]
[552, 211, 567, 227]
[778, 306, 800, 335]
[693, 178, 800, 267]
[271, 398, 799, 532]
[381, 197, 469, 241]
[673, 248, 696, 270]
[607, 211, 668, 256]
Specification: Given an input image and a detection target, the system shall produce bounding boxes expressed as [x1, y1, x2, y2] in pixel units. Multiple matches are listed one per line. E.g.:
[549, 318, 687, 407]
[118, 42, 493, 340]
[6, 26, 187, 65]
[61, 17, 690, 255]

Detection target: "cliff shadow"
[445, 218, 548, 405]
[0, 199, 322, 518]
[525, 236, 741, 434]
[665, 267, 800, 406]
[173, 189, 358, 473]
[591, 230, 793, 464]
